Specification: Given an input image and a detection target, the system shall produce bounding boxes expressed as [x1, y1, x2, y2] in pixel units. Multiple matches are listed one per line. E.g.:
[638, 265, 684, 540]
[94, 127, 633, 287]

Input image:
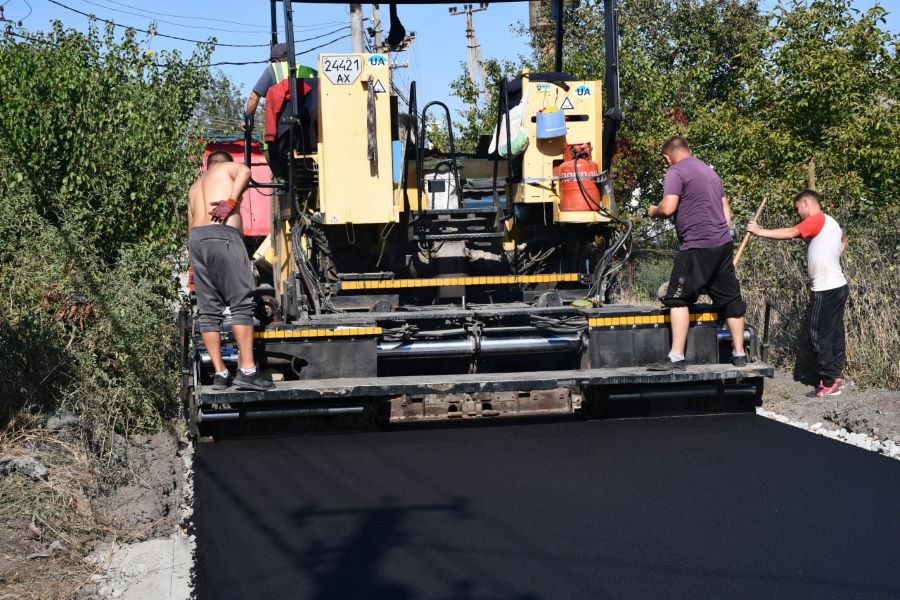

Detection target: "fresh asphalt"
[193, 413, 900, 599]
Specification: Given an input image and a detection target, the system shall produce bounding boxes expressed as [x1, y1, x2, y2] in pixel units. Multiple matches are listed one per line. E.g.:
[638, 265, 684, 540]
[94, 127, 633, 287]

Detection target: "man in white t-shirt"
[747, 189, 849, 397]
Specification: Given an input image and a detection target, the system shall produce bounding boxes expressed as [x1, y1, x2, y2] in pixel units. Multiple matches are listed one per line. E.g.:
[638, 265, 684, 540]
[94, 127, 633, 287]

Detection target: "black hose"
[571, 154, 632, 300]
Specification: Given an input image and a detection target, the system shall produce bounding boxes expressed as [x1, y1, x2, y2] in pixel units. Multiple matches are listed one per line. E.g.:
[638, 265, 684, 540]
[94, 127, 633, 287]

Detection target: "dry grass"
[0, 426, 117, 599]
[740, 236, 898, 389]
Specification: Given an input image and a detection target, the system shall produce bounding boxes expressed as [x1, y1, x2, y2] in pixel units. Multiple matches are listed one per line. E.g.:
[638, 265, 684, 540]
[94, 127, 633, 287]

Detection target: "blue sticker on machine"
[536, 83, 551, 91]
[575, 85, 591, 96]
[368, 54, 387, 66]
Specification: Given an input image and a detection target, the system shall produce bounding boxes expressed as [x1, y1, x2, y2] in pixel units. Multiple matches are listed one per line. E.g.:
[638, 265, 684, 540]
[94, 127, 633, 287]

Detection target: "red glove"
[209, 199, 238, 223]
[188, 267, 195, 293]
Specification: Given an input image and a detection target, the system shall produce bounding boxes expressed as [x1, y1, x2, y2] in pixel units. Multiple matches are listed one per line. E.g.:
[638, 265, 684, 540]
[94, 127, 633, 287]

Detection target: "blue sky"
[5, 0, 898, 116]
[5, 0, 533, 112]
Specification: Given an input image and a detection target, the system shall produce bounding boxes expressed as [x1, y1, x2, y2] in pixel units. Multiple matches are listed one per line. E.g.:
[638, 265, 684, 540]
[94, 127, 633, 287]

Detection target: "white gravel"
[86, 442, 196, 600]
[757, 407, 900, 461]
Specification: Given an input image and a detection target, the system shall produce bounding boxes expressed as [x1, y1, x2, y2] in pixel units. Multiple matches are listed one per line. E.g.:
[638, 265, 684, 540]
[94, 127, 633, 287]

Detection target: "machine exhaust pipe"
[200, 347, 239, 365]
[378, 333, 581, 358]
[607, 385, 758, 403]
[198, 405, 365, 422]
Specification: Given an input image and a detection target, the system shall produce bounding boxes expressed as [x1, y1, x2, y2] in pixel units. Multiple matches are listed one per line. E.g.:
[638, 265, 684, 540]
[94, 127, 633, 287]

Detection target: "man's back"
[797, 212, 848, 292]
[188, 162, 249, 232]
[664, 156, 731, 250]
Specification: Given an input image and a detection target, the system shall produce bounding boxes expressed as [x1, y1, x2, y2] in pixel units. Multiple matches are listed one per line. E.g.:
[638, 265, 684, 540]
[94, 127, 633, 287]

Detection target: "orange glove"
[209, 199, 238, 223]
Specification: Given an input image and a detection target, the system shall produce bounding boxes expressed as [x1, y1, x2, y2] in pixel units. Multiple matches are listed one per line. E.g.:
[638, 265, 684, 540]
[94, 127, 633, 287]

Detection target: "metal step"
[412, 207, 499, 217]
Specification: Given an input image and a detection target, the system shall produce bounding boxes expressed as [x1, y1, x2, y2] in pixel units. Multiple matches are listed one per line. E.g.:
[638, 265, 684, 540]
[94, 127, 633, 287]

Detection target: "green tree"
[195, 69, 246, 137]
[0, 23, 214, 430]
[0, 22, 212, 262]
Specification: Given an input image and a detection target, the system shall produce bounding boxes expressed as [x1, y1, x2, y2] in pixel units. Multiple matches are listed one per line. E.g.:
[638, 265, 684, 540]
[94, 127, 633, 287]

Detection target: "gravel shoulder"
[762, 371, 900, 444]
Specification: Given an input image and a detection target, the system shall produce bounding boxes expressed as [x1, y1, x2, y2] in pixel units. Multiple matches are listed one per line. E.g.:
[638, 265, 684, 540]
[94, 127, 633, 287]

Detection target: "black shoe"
[731, 354, 748, 367]
[647, 360, 687, 372]
[212, 371, 233, 390]
[234, 369, 274, 391]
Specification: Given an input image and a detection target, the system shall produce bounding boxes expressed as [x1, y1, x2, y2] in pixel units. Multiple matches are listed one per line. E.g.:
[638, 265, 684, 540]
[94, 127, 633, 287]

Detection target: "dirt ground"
[1, 373, 898, 599]
[0, 418, 187, 600]
[762, 371, 900, 444]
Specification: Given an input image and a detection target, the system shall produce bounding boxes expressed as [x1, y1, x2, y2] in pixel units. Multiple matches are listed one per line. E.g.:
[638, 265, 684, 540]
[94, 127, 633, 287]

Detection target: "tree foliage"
[453, 0, 898, 233]
[0, 23, 213, 431]
[195, 69, 250, 137]
[0, 22, 212, 262]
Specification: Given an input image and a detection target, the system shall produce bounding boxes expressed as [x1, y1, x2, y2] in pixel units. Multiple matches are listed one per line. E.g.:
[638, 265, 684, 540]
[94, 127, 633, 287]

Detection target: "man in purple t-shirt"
[645, 136, 747, 370]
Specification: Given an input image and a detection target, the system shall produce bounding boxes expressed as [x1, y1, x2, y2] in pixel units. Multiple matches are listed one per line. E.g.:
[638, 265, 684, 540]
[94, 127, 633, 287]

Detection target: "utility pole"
[449, 3, 489, 94]
[371, 4, 384, 52]
[529, 0, 553, 65]
[350, 3, 365, 53]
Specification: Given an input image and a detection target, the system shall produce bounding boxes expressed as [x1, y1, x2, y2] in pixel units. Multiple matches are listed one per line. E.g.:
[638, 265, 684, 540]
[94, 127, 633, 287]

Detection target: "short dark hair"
[206, 151, 233, 168]
[794, 189, 820, 205]
[661, 135, 690, 155]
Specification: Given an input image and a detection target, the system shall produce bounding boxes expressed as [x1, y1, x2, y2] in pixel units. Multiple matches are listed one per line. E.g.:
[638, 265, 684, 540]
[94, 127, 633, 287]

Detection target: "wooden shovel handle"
[733, 194, 768, 268]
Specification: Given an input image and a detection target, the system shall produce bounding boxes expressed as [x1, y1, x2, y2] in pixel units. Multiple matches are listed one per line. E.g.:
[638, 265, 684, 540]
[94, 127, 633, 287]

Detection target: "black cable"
[154, 33, 351, 68]
[2, 28, 44, 42]
[47, 0, 267, 47]
[571, 152, 633, 300]
[73, 0, 273, 34]
[101, 0, 347, 32]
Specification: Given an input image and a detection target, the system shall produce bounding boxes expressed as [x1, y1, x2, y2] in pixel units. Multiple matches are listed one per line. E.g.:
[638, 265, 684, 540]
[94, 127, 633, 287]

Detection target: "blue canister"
[536, 109, 566, 139]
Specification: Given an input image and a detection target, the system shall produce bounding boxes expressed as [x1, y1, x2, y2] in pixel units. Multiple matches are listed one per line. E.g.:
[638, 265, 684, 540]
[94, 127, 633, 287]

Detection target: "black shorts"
[662, 241, 746, 319]
[188, 225, 256, 333]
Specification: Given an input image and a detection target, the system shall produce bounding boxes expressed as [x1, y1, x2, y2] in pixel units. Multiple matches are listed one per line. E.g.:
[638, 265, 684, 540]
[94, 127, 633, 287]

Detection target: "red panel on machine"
[203, 139, 271, 237]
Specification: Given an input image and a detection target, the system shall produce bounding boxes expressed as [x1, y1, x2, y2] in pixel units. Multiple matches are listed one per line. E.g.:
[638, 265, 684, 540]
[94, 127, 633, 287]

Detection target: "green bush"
[0, 198, 180, 431]
[0, 22, 211, 263]
[0, 24, 211, 433]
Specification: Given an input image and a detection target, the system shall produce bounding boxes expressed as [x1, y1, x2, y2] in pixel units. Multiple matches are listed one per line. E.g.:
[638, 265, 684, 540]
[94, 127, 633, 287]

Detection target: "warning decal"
[560, 97, 574, 110]
[373, 79, 386, 94]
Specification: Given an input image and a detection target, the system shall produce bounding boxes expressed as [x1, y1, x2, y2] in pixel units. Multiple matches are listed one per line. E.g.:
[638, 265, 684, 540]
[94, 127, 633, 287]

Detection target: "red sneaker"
[816, 380, 843, 397]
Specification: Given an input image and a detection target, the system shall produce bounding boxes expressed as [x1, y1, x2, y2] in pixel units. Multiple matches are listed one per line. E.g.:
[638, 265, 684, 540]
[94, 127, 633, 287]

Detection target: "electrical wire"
[47, 0, 267, 47]
[87, 0, 346, 32]
[17, 0, 31, 21]
[71, 0, 275, 34]
[154, 33, 351, 68]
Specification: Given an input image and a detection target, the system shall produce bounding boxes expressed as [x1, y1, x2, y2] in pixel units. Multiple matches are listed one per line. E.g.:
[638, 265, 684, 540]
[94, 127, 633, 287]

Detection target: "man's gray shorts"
[188, 225, 255, 333]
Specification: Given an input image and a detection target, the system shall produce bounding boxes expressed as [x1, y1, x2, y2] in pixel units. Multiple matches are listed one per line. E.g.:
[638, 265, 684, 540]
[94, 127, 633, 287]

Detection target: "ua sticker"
[575, 85, 591, 96]
[373, 79, 386, 94]
[560, 97, 574, 110]
[368, 54, 387, 67]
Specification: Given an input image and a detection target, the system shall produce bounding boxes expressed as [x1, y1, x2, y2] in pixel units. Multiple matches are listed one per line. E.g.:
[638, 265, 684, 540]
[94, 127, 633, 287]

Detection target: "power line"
[94, 0, 272, 29]
[72, 0, 349, 38]
[156, 33, 352, 68]
[4, 24, 350, 67]
[2, 27, 43, 42]
[95, 0, 347, 32]
[72, 0, 275, 34]
[47, 0, 269, 47]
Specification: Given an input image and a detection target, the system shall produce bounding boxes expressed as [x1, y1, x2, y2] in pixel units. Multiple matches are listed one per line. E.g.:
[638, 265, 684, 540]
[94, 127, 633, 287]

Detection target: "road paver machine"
[180, 0, 772, 435]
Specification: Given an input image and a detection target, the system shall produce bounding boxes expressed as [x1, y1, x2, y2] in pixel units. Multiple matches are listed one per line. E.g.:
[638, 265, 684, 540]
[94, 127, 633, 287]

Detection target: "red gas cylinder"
[558, 143, 601, 212]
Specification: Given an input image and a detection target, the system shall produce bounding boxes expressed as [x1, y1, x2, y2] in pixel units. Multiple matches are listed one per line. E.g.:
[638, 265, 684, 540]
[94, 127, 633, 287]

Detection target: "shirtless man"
[188, 151, 272, 391]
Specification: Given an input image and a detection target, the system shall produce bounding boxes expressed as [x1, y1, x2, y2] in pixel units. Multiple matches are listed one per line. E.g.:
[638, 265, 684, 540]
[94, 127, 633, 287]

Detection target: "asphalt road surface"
[194, 414, 900, 599]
